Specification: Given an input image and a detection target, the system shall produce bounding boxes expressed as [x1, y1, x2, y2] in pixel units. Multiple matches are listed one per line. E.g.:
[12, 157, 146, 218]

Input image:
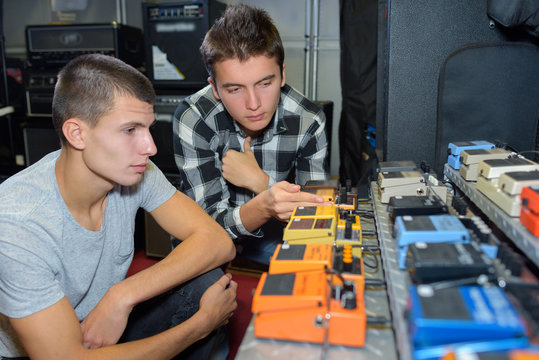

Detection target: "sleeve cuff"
[266, 175, 276, 190]
[232, 207, 263, 238]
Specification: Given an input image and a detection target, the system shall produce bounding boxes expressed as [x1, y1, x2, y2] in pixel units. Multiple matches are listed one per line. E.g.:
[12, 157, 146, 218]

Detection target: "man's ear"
[62, 118, 86, 150]
[209, 77, 221, 100]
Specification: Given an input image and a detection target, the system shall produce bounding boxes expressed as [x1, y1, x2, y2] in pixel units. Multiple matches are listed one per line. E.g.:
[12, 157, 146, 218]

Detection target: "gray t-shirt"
[0, 150, 176, 357]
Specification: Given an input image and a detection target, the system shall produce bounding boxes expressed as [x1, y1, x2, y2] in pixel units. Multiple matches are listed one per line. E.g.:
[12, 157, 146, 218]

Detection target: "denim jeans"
[119, 267, 229, 360]
[235, 218, 285, 265]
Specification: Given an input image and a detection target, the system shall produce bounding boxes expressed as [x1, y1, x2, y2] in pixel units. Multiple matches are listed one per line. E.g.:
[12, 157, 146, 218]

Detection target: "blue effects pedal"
[447, 141, 495, 170]
[415, 337, 530, 360]
[394, 214, 470, 269]
[407, 285, 527, 348]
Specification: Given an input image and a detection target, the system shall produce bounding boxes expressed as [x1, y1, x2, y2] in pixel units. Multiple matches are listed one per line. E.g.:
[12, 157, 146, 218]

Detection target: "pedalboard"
[407, 242, 496, 284]
[268, 243, 363, 279]
[520, 186, 539, 236]
[394, 214, 470, 269]
[498, 171, 539, 196]
[387, 195, 448, 222]
[477, 157, 539, 180]
[377, 160, 418, 173]
[378, 170, 427, 204]
[252, 271, 366, 347]
[253, 242, 367, 347]
[447, 140, 496, 170]
[407, 285, 526, 348]
[459, 148, 513, 181]
[378, 170, 425, 188]
[476, 177, 521, 216]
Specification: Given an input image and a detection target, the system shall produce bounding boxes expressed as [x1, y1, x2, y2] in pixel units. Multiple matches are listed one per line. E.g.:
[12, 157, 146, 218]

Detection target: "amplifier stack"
[24, 23, 144, 117]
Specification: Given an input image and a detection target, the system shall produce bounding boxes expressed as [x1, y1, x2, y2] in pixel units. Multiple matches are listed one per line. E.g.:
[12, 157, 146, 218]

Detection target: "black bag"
[487, 0, 539, 39]
[434, 42, 539, 177]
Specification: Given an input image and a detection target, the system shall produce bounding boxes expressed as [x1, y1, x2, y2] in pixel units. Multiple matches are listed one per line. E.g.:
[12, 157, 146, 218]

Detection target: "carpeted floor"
[127, 248, 262, 360]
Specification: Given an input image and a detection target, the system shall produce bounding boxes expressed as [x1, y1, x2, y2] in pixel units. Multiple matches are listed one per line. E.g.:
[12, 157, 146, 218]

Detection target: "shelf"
[0, 106, 14, 117]
[371, 181, 412, 360]
[444, 164, 539, 268]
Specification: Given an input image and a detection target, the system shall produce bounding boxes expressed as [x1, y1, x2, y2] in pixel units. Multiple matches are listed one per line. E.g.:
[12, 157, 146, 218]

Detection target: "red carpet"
[225, 273, 258, 359]
[127, 249, 259, 360]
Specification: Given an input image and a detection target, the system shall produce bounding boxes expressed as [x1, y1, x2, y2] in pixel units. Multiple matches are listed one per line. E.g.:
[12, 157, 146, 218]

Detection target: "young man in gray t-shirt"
[0, 54, 237, 359]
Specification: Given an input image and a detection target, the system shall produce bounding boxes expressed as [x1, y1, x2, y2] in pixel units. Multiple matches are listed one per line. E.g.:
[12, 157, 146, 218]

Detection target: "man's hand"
[222, 137, 269, 194]
[80, 286, 133, 349]
[198, 274, 238, 333]
[261, 181, 332, 223]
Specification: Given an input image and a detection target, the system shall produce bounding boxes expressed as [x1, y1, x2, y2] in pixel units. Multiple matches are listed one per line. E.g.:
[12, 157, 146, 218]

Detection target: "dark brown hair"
[52, 53, 155, 144]
[200, 4, 285, 84]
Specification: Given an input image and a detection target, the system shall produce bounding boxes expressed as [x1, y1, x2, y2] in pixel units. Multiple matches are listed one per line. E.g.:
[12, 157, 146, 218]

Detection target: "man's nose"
[246, 89, 261, 111]
[143, 131, 157, 156]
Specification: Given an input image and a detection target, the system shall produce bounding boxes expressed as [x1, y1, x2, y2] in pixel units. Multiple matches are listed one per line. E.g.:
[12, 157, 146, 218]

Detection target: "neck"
[55, 148, 112, 231]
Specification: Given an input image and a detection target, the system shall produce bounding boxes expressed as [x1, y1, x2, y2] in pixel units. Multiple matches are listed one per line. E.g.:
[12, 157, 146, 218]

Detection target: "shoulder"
[0, 151, 59, 220]
[136, 161, 176, 212]
[174, 85, 235, 141]
[176, 85, 225, 123]
[280, 84, 324, 119]
[278, 85, 326, 137]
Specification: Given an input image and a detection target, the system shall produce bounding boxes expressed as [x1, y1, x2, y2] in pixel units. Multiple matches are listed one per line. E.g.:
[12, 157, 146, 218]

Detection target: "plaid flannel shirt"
[173, 84, 329, 239]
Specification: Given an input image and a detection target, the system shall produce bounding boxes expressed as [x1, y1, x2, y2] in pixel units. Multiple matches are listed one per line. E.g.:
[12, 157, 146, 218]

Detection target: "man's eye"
[124, 127, 136, 134]
[228, 87, 240, 94]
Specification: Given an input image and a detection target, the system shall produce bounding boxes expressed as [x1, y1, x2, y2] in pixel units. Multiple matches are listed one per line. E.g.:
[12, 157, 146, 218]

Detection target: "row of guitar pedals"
[377, 153, 539, 359]
[378, 140, 539, 237]
[249, 171, 539, 359]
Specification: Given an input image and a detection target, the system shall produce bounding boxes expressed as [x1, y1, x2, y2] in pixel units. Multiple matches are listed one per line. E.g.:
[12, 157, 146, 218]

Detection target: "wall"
[2, 0, 342, 176]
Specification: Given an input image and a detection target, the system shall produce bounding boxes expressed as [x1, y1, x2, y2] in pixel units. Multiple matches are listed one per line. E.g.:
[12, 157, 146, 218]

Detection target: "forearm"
[88, 311, 210, 360]
[250, 171, 270, 195]
[239, 193, 272, 233]
[114, 227, 233, 309]
[12, 298, 213, 360]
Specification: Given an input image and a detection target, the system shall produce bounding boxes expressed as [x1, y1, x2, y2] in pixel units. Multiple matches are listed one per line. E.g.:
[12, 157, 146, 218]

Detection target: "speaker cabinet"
[144, 211, 172, 258]
[142, 0, 226, 90]
[23, 126, 60, 166]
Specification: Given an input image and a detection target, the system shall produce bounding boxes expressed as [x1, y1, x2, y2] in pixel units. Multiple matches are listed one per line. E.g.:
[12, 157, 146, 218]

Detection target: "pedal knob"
[343, 245, 353, 272]
[341, 290, 357, 309]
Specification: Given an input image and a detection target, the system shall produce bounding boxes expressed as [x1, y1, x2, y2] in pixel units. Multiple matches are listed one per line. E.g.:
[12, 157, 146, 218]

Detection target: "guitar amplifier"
[142, 0, 226, 90]
[24, 23, 144, 117]
[26, 23, 143, 69]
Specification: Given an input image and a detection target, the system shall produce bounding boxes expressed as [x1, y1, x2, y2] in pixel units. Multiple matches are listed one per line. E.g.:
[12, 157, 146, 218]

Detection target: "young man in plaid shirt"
[173, 4, 330, 264]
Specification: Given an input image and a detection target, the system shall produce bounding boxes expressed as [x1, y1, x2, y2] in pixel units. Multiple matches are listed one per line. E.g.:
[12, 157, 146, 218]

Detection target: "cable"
[516, 150, 539, 161]
[365, 279, 386, 287]
[362, 247, 379, 272]
[354, 209, 374, 216]
[367, 316, 391, 327]
[324, 268, 346, 284]
[358, 245, 380, 251]
[417, 274, 498, 293]
[357, 197, 372, 203]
